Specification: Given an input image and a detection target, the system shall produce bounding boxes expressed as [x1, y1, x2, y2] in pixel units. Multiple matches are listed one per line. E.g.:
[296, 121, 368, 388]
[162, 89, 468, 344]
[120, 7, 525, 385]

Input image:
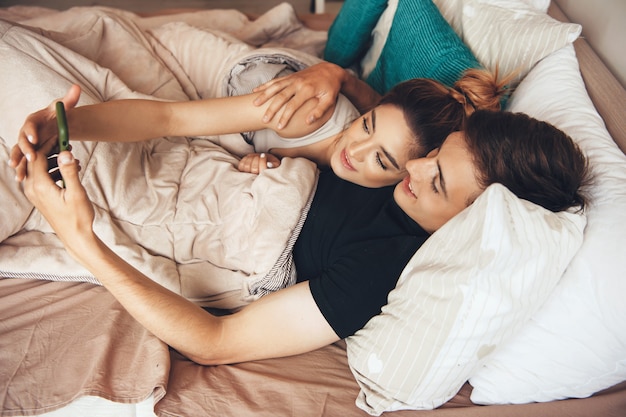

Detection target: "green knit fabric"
[324, 0, 480, 94]
[324, 0, 388, 68]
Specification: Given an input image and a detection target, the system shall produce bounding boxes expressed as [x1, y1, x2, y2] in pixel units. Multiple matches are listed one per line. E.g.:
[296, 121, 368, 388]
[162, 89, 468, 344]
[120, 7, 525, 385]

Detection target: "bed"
[0, 1, 625, 416]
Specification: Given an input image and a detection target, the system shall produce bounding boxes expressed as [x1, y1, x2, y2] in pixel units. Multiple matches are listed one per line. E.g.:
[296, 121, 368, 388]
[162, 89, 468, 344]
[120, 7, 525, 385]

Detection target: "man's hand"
[22, 145, 94, 259]
[252, 62, 345, 129]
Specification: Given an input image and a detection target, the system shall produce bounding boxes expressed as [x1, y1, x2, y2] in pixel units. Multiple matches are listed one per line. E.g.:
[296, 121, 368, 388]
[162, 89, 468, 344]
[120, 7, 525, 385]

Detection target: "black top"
[294, 170, 428, 339]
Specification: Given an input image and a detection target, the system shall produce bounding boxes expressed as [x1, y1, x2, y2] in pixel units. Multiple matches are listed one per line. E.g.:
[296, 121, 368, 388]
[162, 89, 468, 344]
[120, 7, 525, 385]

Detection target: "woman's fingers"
[255, 153, 281, 172]
[237, 153, 281, 174]
[10, 84, 82, 177]
[13, 115, 45, 170]
[62, 84, 81, 110]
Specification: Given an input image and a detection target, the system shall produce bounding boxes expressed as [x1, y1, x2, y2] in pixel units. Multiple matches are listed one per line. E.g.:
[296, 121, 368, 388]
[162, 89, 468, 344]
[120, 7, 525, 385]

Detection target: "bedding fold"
[0, 6, 322, 309]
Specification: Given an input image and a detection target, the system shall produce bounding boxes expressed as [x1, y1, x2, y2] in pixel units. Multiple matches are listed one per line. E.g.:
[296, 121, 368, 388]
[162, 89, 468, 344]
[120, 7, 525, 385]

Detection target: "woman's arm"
[165, 93, 331, 139]
[61, 90, 330, 141]
[11, 84, 331, 181]
[21, 148, 339, 364]
[252, 62, 382, 128]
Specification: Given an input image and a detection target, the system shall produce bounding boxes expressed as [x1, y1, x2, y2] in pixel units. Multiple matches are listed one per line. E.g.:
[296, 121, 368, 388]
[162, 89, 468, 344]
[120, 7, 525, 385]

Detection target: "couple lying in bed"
[9, 54, 589, 365]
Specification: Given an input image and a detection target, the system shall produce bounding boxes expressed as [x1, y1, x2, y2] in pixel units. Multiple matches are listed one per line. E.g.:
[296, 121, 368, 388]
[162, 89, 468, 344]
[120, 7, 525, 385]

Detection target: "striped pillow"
[346, 184, 585, 413]
[434, 0, 582, 82]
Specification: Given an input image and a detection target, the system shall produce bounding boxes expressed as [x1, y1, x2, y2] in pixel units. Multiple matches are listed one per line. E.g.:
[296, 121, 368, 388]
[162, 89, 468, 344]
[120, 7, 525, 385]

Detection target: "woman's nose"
[348, 140, 369, 162]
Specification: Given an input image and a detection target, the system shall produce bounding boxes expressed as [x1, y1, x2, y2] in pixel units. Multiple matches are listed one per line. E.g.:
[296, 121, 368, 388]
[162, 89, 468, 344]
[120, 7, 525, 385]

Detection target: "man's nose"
[406, 158, 435, 179]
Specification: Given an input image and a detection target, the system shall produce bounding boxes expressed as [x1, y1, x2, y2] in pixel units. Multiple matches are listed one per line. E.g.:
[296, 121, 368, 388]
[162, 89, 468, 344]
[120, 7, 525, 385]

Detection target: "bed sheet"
[3, 274, 625, 417]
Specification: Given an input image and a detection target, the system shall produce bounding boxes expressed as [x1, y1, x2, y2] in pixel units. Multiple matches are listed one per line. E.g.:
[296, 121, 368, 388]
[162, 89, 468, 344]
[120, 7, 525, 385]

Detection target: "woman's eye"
[375, 153, 388, 170]
[362, 117, 368, 133]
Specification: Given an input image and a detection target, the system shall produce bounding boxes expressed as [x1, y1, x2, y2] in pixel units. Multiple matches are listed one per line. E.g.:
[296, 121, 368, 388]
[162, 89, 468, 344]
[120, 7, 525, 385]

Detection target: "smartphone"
[55, 102, 69, 187]
[55, 101, 70, 152]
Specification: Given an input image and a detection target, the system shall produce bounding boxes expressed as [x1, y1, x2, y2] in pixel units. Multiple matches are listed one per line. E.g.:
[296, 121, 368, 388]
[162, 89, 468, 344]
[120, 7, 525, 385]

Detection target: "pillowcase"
[359, 0, 398, 80]
[325, 0, 480, 94]
[469, 44, 626, 404]
[433, 0, 552, 36]
[346, 184, 586, 414]
[433, 0, 582, 81]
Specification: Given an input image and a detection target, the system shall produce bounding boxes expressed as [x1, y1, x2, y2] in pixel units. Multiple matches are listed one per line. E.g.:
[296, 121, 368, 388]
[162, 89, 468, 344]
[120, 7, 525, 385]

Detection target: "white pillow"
[461, 0, 580, 80]
[469, 44, 626, 404]
[434, 0, 581, 81]
[359, 0, 397, 79]
[434, 0, 552, 34]
[346, 184, 586, 414]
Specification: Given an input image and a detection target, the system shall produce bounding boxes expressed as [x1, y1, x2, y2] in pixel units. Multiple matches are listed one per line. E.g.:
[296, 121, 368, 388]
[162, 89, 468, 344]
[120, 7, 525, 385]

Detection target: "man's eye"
[362, 117, 370, 134]
[431, 177, 439, 194]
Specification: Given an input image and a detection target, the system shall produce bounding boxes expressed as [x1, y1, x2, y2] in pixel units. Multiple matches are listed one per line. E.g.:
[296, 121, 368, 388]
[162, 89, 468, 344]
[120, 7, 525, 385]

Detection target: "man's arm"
[73, 235, 337, 364]
[21, 148, 338, 365]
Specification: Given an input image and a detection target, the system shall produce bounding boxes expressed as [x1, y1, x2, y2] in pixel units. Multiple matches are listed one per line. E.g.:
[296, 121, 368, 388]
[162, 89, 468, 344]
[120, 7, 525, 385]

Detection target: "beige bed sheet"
[2, 277, 624, 417]
[0, 278, 169, 415]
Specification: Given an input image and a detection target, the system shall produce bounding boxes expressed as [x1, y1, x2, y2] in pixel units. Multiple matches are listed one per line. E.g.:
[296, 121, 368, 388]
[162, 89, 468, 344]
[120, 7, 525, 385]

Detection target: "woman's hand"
[252, 62, 346, 129]
[10, 84, 81, 182]
[238, 152, 281, 174]
[22, 145, 96, 260]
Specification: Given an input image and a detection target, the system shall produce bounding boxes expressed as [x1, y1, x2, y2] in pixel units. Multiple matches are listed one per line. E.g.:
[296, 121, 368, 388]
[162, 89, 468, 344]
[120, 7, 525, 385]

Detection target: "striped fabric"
[434, 0, 582, 83]
[248, 178, 317, 297]
[346, 184, 586, 414]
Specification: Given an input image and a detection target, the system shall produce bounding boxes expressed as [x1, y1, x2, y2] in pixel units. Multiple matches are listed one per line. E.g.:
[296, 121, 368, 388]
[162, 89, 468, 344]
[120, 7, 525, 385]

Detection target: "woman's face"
[394, 131, 484, 234]
[330, 104, 413, 188]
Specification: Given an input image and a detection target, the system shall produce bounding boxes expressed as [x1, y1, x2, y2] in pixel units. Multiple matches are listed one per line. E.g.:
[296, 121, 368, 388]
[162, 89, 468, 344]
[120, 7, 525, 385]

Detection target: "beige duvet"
[0, 5, 324, 309]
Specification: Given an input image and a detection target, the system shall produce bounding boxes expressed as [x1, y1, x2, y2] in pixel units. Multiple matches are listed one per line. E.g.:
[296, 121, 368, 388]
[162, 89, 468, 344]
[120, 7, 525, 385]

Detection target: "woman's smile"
[340, 148, 356, 171]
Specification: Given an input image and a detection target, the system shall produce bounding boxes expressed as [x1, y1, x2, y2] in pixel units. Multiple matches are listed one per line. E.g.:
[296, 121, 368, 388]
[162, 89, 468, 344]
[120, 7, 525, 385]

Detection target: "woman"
[11, 65, 508, 189]
[14, 108, 588, 365]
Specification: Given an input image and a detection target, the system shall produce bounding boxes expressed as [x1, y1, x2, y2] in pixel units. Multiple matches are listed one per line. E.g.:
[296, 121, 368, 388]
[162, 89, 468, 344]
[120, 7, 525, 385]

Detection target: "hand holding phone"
[55, 101, 70, 187]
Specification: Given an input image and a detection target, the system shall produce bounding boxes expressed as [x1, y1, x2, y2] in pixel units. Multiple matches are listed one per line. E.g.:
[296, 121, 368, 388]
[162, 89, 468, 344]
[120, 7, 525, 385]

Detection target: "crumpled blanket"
[0, 4, 325, 309]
